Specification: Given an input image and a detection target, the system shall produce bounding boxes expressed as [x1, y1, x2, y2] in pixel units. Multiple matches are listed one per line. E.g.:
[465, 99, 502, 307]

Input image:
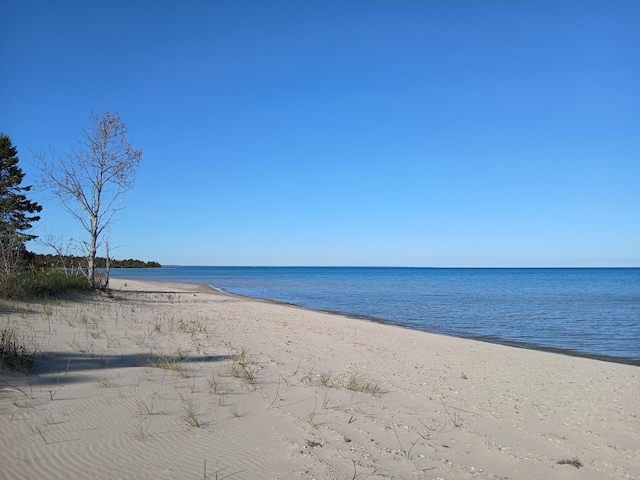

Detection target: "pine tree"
[0, 134, 42, 272]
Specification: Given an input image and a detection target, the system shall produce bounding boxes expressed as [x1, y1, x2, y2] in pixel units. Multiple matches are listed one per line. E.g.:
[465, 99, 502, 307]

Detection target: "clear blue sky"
[3, 1, 639, 267]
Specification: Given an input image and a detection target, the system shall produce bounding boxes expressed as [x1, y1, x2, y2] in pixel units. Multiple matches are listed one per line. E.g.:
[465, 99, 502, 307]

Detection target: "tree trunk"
[104, 241, 111, 290]
[87, 218, 98, 288]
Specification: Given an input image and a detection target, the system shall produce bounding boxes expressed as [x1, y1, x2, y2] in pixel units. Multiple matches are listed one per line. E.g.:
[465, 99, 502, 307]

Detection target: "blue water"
[109, 267, 640, 365]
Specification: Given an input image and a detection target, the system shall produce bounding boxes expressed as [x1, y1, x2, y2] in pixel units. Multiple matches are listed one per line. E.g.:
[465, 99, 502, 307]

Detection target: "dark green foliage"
[24, 252, 161, 270]
[0, 134, 42, 235]
[0, 134, 42, 272]
[0, 270, 89, 300]
[96, 257, 162, 269]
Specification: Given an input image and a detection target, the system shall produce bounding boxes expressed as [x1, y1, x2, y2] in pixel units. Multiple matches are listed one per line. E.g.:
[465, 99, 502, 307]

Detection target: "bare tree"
[39, 234, 81, 275]
[37, 111, 142, 288]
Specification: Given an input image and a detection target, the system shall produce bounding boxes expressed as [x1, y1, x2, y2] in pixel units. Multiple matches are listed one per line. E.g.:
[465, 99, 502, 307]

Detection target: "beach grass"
[0, 326, 36, 372]
[182, 401, 203, 428]
[0, 270, 89, 300]
[226, 347, 259, 388]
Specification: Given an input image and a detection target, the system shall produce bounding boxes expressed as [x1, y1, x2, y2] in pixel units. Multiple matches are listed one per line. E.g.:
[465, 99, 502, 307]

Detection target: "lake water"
[109, 267, 640, 365]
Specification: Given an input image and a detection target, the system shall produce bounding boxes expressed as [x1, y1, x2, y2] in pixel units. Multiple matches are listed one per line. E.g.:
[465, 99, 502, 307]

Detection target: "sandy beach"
[1, 278, 638, 479]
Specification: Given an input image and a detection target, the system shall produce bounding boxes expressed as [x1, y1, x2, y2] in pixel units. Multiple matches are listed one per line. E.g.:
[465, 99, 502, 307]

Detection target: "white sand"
[1, 278, 638, 479]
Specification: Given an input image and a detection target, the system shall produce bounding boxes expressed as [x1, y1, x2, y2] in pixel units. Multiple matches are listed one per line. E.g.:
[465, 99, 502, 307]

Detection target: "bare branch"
[34, 111, 142, 287]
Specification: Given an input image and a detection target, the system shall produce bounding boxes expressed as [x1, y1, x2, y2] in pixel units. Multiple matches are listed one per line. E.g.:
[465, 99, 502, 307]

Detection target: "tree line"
[22, 252, 161, 270]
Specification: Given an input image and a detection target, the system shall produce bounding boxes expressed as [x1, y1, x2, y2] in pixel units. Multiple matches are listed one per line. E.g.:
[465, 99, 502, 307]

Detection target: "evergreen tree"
[0, 134, 42, 272]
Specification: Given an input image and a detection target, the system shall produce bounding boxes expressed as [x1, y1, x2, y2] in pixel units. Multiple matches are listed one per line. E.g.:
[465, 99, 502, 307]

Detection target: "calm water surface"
[109, 267, 640, 365]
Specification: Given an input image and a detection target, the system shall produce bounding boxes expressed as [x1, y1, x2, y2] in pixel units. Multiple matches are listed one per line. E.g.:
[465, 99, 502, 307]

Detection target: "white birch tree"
[37, 111, 142, 288]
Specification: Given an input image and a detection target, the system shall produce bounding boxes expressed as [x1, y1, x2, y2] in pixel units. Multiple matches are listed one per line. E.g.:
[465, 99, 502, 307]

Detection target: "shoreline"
[2, 277, 638, 479]
[109, 267, 640, 367]
[205, 282, 640, 367]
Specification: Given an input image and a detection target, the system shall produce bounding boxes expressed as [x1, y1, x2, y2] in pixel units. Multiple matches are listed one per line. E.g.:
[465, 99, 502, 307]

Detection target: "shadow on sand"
[2, 351, 231, 389]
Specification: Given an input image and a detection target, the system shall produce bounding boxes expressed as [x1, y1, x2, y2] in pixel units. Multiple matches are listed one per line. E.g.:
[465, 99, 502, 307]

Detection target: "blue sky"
[3, 1, 639, 267]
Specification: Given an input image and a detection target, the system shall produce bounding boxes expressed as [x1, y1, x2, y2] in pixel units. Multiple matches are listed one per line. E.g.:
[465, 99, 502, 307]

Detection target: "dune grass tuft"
[227, 348, 259, 388]
[0, 327, 36, 372]
[345, 372, 381, 395]
[146, 355, 189, 378]
[182, 402, 203, 428]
